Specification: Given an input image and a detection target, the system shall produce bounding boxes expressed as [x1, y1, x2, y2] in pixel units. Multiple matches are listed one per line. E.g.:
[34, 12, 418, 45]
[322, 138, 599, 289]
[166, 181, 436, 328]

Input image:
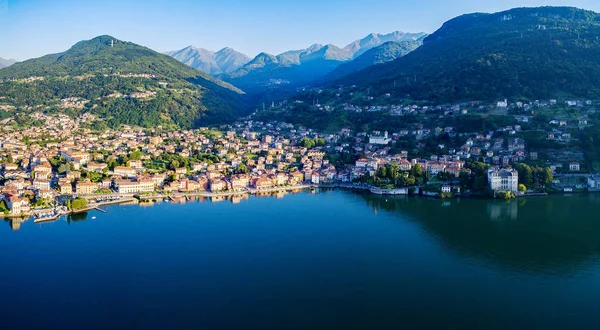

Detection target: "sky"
[1, 0, 600, 61]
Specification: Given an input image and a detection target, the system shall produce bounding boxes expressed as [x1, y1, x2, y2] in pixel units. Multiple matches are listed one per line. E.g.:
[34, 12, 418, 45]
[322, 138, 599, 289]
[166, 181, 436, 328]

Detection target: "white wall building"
[488, 167, 519, 193]
[369, 131, 391, 145]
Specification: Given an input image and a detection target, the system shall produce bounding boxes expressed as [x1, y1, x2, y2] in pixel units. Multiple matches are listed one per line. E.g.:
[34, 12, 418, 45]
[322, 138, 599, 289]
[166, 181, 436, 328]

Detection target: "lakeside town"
[1, 97, 600, 229]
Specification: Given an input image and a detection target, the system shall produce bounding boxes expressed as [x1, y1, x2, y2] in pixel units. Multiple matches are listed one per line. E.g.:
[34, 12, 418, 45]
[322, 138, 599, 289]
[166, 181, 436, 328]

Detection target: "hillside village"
[1, 96, 599, 219]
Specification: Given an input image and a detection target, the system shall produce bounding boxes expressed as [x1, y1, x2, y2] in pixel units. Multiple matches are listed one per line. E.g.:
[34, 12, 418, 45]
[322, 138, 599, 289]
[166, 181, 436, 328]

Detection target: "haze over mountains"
[326, 40, 423, 81]
[0, 57, 17, 69]
[212, 31, 426, 98]
[164, 46, 251, 75]
[165, 32, 425, 96]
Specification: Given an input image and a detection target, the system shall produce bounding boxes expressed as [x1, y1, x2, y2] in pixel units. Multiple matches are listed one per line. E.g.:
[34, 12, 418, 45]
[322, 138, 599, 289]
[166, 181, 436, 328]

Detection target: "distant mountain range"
[215, 31, 426, 97]
[0, 36, 245, 128]
[336, 6, 600, 102]
[0, 57, 17, 69]
[325, 40, 423, 81]
[343, 31, 427, 58]
[164, 46, 250, 75]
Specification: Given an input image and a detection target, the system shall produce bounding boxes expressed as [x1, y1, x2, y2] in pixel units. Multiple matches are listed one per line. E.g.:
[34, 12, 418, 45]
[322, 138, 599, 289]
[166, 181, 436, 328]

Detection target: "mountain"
[343, 31, 427, 58]
[0, 35, 245, 128]
[337, 7, 600, 102]
[326, 40, 422, 81]
[220, 43, 353, 98]
[220, 31, 425, 99]
[165, 46, 250, 75]
[0, 57, 17, 69]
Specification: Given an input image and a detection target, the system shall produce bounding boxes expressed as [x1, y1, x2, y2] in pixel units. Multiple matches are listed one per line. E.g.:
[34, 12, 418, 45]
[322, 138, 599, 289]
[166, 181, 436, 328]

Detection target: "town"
[1, 97, 599, 226]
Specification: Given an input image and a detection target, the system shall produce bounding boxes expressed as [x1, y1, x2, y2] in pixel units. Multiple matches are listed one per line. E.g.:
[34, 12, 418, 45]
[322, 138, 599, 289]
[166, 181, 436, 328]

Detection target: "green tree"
[67, 198, 88, 211]
[57, 163, 70, 174]
[518, 184, 527, 192]
[0, 200, 9, 215]
[411, 163, 423, 177]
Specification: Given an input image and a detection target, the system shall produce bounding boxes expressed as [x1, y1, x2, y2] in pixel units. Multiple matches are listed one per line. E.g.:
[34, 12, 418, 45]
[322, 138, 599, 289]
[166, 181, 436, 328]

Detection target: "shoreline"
[4, 184, 597, 221]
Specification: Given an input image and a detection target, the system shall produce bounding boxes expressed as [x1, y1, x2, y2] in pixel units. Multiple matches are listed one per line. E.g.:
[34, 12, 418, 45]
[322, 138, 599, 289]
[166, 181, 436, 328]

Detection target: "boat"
[92, 216, 96, 220]
[369, 187, 409, 195]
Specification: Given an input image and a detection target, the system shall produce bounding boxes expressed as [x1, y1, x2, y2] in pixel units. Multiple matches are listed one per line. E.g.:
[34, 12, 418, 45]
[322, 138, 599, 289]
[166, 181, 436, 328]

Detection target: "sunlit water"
[2, 190, 600, 329]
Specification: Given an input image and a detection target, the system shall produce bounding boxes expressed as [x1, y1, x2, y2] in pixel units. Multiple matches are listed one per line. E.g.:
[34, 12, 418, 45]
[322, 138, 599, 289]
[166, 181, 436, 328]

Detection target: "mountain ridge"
[335, 6, 600, 102]
[219, 31, 427, 98]
[0, 35, 245, 128]
[165, 46, 251, 75]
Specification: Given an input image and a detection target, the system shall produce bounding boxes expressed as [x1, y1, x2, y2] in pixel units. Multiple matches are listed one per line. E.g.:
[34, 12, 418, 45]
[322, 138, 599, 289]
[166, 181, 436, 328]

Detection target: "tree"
[67, 198, 88, 211]
[0, 200, 9, 215]
[518, 184, 527, 192]
[57, 163, 70, 174]
[411, 163, 423, 177]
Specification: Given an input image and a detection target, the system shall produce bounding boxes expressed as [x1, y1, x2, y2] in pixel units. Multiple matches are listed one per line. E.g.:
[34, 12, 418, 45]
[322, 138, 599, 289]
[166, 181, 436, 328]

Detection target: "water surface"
[2, 190, 600, 329]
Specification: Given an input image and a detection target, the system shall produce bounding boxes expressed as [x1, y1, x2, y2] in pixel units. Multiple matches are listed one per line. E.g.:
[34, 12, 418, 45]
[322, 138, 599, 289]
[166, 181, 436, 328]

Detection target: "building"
[32, 179, 51, 191]
[59, 181, 73, 195]
[76, 180, 97, 195]
[115, 179, 154, 194]
[114, 166, 136, 178]
[86, 162, 107, 173]
[369, 131, 391, 145]
[5, 196, 31, 215]
[487, 167, 519, 193]
[569, 162, 581, 172]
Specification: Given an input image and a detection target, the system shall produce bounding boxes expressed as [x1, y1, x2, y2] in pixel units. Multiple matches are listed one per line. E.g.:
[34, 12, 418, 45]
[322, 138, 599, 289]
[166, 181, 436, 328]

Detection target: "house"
[355, 159, 368, 168]
[5, 196, 31, 215]
[253, 177, 272, 190]
[76, 180, 97, 195]
[33, 179, 51, 191]
[129, 160, 143, 169]
[398, 160, 412, 171]
[59, 179, 73, 195]
[291, 171, 304, 184]
[209, 179, 227, 192]
[311, 172, 321, 184]
[487, 167, 519, 193]
[441, 185, 452, 194]
[114, 166, 136, 178]
[114, 179, 154, 194]
[86, 162, 107, 173]
[569, 162, 580, 172]
[369, 131, 391, 145]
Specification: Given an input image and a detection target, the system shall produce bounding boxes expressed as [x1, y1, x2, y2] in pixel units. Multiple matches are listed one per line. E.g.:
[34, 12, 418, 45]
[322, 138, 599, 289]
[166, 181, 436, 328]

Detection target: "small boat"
[92, 216, 97, 220]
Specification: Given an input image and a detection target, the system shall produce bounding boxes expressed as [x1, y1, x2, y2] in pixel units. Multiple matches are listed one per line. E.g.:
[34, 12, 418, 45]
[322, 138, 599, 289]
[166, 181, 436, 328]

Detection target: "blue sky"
[1, 0, 600, 61]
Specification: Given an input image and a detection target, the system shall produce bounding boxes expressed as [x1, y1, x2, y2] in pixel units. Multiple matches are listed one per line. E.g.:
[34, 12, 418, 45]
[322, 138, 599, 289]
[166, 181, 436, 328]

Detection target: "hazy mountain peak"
[0, 57, 18, 69]
[166, 45, 250, 75]
[343, 31, 429, 58]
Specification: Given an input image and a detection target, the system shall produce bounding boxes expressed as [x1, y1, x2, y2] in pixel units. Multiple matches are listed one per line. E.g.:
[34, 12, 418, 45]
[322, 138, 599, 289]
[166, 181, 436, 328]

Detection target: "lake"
[2, 190, 600, 330]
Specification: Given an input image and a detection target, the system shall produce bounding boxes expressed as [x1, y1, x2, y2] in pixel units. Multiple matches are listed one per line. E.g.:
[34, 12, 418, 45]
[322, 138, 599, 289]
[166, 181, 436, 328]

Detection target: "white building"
[487, 167, 519, 193]
[369, 131, 391, 145]
[569, 162, 580, 172]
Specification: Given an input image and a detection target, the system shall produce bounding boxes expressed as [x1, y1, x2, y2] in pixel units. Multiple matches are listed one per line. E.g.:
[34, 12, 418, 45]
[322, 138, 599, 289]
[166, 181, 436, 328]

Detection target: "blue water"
[2, 190, 600, 329]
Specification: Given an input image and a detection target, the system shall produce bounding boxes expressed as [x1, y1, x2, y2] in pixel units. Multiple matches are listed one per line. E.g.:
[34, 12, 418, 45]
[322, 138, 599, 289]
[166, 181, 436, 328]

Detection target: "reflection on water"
[487, 200, 518, 221]
[67, 212, 88, 223]
[359, 193, 600, 275]
[6, 217, 29, 231]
